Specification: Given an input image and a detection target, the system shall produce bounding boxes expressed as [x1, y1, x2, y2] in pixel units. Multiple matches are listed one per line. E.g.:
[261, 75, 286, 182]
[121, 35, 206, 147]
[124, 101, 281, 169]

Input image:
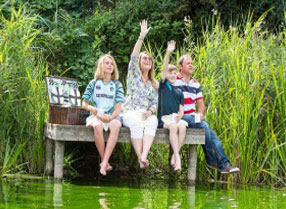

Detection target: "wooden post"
[45, 137, 54, 176]
[188, 145, 197, 184]
[54, 141, 65, 179]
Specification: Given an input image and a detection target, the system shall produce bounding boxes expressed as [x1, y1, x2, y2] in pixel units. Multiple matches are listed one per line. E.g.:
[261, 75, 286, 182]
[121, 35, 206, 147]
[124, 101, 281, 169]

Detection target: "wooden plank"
[44, 123, 205, 145]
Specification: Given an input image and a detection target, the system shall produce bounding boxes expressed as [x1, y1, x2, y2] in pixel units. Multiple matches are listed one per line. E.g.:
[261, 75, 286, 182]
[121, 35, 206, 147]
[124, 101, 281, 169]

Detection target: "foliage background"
[0, 0, 286, 185]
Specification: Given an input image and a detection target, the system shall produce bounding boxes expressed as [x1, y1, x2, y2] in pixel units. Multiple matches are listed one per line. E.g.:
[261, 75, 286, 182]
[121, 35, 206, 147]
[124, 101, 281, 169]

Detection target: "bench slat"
[44, 123, 205, 145]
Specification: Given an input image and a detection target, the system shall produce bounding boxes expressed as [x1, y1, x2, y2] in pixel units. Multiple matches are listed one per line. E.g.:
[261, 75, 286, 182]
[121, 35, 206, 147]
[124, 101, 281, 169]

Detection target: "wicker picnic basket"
[48, 105, 88, 125]
[45, 76, 89, 125]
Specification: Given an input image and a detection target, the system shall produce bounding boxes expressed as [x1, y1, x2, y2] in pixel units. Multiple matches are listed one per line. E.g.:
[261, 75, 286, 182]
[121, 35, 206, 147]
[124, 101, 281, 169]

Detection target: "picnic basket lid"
[45, 76, 81, 107]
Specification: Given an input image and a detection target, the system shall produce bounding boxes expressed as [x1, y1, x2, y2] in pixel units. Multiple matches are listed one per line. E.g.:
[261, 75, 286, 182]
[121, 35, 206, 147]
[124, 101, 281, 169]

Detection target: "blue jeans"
[182, 115, 230, 170]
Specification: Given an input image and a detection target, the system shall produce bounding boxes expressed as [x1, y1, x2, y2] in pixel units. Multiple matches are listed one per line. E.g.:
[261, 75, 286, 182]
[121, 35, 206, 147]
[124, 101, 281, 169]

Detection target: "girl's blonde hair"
[139, 51, 158, 89]
[94, 54, 119, 80]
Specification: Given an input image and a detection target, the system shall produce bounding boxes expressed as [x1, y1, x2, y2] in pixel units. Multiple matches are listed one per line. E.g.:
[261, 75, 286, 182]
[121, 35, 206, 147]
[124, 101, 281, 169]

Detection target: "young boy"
[158, 40, 187, 171]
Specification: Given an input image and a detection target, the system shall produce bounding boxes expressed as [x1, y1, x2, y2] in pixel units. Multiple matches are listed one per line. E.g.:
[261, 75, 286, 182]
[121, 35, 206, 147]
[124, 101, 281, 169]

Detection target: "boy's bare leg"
[178, 124, 187, 151]
[164, 123, 181, 170]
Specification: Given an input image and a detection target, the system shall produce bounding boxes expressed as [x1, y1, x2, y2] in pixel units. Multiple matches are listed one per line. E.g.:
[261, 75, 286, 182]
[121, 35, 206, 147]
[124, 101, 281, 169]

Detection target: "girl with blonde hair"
[82, 54, 125, 175]
[123, 20, 159, 168]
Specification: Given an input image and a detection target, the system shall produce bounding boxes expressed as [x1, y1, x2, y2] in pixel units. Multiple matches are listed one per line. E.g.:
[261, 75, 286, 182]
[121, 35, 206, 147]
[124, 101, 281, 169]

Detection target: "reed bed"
[179, 15, 286, 185]
[0, 7, 48, 175]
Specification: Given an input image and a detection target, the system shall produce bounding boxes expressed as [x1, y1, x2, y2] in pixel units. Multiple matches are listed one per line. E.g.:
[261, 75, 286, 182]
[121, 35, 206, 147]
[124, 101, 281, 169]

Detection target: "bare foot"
[174, 154, 181, 171]
[106, 163, 113, 172]
[139, 157, 149, 169]
[100, 163, 107, 176]
[170, 154, 175, 168]
[139, 159, 145, 168]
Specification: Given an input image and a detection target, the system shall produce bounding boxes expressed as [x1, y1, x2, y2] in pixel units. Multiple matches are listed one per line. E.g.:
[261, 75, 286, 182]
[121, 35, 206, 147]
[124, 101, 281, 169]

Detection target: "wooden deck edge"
[44, 122, 205, 145]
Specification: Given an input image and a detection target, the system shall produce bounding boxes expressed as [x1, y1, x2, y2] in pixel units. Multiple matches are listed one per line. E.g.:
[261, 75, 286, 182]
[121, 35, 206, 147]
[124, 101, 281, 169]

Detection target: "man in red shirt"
[174, 55, 240, 174]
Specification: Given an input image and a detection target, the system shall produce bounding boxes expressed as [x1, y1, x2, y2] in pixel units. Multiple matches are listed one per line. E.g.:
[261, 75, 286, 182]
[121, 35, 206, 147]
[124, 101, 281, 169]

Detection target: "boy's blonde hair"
[94, 54, 119, 80]
[167, 64, 177, 72]
[139, 51, 158, 89]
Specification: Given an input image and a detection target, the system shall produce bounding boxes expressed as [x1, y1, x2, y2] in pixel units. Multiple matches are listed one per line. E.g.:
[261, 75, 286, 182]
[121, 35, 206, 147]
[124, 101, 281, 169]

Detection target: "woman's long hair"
[139, 51, 158, 89]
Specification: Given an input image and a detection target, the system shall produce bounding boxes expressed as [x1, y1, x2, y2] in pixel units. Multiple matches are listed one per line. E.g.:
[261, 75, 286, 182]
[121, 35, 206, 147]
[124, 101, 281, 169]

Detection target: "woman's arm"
[143, 89, 158, 120]
[132, 19, 151, 57]
[162, 40, 176, 80]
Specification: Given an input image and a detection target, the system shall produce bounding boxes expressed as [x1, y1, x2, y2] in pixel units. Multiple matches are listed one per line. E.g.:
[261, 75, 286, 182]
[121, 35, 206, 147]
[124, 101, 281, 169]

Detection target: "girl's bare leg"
[100, 120, 121, 175]
[93, 123, 105, 160]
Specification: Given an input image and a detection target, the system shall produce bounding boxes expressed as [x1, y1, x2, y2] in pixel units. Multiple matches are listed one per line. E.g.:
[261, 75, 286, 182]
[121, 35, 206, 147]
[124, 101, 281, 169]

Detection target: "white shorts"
[86, 115, 121, 131]
[123, 110, 158, 139]
[161, 113, 188, 127]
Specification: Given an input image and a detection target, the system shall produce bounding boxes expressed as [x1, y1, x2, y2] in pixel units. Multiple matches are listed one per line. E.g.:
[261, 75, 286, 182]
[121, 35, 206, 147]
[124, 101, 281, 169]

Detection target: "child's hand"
[199, 113, 205, 120]
[140, 19, 151, 37]
[89, 106, 98, 115]
[175, 115, 181, 123]
[96, 114, 110, 123]
[167, 40, 176, 53]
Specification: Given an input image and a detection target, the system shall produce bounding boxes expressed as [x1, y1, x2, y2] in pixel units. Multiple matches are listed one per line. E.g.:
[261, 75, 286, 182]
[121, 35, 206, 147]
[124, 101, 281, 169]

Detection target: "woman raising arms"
[123, 20, 159, 168]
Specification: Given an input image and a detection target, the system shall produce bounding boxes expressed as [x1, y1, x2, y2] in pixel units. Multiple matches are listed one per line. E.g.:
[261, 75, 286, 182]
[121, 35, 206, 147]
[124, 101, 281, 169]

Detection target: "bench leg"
[45, 137, 54, 176]
[54, 141, 65, 179]
[188, 145, 197, 184]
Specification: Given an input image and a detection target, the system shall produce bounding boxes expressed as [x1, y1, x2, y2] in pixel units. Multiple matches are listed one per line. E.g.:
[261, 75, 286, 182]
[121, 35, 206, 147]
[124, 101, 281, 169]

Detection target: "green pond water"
[0, 177, 286, 209]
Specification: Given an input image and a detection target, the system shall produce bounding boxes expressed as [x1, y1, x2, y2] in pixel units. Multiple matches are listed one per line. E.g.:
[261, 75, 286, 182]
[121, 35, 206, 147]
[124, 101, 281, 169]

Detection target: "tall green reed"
[184, 14, 286, 185]
[0, 6, 48, 175]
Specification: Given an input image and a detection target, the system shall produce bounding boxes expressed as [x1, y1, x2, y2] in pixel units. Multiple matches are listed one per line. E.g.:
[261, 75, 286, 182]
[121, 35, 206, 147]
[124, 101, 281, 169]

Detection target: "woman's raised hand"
[167, 40, 176, 53]
[140, 19, 151, 37]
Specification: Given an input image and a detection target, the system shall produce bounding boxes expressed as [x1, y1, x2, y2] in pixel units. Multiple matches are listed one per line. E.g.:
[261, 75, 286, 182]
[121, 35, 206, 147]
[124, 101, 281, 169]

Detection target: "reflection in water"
[1, 178, 286, 208]
[53, 181, 63, 208]
[187, 185, 195, 208]
[99, 192, 109, 209]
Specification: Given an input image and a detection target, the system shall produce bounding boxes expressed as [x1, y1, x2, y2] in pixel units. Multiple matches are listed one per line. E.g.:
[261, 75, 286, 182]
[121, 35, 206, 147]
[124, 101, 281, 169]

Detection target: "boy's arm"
[162, 40, 176, 80]
[177, 104, 184, 121]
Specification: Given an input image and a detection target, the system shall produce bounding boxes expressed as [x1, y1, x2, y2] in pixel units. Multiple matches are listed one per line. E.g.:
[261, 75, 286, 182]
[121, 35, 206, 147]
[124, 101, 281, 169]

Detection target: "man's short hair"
[167, 64, 177, 72]
[178, 54, 192, 65]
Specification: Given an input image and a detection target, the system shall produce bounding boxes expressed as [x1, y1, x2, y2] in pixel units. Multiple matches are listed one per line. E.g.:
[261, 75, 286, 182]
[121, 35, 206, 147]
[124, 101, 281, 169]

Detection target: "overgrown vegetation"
[0, 1, 286, 186]
[0, 6, 48, 176]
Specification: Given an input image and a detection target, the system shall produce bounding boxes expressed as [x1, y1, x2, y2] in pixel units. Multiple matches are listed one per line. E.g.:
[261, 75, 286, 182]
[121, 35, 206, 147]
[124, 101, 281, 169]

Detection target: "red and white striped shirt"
[174, 74, 203, 115]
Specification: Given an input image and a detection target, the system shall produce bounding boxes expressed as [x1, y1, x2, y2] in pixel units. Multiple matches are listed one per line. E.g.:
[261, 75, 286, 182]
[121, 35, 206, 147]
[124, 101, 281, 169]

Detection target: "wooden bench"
[44, 123, 205, 183]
